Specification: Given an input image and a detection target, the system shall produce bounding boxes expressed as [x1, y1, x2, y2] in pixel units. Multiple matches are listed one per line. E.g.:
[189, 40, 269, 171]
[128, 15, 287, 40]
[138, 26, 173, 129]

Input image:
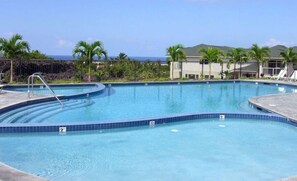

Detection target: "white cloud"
[2, 32, 14, 38]
[262, 38, 296, 47]
[87, 37, 94, 41]
[56, 39, 74, 48]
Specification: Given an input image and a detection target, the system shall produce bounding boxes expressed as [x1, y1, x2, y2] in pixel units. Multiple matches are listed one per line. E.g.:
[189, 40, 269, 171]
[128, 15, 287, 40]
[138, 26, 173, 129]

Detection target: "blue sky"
[1, 0, 297, 56]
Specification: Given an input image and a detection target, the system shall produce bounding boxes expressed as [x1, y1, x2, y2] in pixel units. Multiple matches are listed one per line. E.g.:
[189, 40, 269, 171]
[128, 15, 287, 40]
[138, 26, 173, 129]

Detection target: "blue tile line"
[0, 112, 293, 133]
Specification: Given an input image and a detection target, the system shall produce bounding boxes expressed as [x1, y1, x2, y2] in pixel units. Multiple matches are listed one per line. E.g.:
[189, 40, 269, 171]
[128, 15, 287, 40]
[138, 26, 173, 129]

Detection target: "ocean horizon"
[49, 55, 167, 63]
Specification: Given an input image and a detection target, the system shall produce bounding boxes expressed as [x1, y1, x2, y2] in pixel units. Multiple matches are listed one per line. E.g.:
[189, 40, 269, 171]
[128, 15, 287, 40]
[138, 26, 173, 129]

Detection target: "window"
[268, 60, 283, 68]
[200, 60, 208, 64]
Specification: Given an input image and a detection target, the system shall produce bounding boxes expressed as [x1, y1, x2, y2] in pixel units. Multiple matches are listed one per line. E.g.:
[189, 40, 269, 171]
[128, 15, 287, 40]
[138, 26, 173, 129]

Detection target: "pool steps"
[0, 99, 93, 124]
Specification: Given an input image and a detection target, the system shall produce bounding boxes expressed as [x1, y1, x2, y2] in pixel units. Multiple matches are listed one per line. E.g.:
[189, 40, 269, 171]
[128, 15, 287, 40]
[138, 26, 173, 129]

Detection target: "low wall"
[0, 59, 77, 82]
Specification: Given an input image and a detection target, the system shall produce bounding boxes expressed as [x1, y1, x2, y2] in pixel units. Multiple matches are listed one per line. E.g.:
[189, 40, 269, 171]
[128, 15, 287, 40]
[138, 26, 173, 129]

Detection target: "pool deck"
[246, 79, 297, 122]
[0, 162, 48, 181]
[0, 90, 51, 110]
[249, 93, 297, 122]
[280, 176, 297, 181]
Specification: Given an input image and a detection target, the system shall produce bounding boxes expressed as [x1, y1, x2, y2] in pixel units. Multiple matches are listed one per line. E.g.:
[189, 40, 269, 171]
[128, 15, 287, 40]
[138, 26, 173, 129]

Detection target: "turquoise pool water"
[1, 118, 297, 181]
[0, 82, 296, 124]
[4, 84, 98, 96]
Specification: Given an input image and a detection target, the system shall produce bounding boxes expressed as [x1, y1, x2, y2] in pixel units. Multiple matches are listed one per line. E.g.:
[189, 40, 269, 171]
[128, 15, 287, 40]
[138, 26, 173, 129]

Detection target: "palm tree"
[217, 52, 226, 79]
[199, 47, 221, 79]
[227, 48, 247, 79]
[238, 52, 249, 79]
[280, 48, 297, 80]
[73, 41, 107, 82]
[117, 52, 128, 61]
[0, 34, 30, 83]
[166, 44, 186, 80]
[249, 44, 270, 78]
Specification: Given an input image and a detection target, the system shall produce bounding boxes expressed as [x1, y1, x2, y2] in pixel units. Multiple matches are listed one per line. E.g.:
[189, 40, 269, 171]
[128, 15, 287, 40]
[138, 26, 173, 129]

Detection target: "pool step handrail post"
[27, 72, 63, 106]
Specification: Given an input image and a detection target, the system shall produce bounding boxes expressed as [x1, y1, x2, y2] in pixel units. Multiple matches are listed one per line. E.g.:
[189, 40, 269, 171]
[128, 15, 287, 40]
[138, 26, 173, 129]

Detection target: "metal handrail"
[28, 72, 63, 106]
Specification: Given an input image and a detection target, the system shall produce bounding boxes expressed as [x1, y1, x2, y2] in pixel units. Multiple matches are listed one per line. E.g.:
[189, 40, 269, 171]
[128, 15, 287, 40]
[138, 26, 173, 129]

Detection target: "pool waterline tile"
[0, 112, 290, 133]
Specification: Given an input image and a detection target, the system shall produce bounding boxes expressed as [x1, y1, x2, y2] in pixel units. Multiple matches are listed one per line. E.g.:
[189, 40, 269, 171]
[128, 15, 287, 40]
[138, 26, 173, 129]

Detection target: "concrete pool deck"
[0, 162, 48, 181]
[0, 90, 52, 110]
[245, 79, 297, 122]
[249, 93, 297, 122]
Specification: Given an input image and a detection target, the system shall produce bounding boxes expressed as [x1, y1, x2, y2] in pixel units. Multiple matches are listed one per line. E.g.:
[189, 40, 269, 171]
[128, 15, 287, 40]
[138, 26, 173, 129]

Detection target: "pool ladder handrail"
[28, 72, 63, 106]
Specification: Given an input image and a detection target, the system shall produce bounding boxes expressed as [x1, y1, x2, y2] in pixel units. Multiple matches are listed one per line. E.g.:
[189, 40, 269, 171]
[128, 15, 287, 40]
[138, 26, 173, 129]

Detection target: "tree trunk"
[171, 61, 174, 80]
[201, 61, 204, 80]
[233, 63, 236, 79]
[209, 63, 211, 80]
[286, 63, 289, 81]
[180, 61, 183, 79]
[10, 59, 13, 83]
[88, 61, 91, 82]
[239, 62, 242, 79]
[257, 61, 260, 78]
[221, 63, 224, 80]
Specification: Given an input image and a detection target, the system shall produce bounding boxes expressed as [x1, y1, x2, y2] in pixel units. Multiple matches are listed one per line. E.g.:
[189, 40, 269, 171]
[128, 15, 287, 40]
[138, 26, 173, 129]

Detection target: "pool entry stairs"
[0, 98, 94, 123]
[28, 72, 63, 106]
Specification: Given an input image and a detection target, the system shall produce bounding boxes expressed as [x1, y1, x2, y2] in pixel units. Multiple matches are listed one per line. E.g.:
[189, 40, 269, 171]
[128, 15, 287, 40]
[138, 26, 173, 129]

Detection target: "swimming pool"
[1, 81, 297, 180]
[1, 118, 297, 181]
[0, 81, 296, 124]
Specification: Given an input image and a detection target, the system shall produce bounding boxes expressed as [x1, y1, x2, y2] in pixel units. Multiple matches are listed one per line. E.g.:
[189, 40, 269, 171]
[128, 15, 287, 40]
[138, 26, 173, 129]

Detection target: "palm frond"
[166, 44, 186, 62]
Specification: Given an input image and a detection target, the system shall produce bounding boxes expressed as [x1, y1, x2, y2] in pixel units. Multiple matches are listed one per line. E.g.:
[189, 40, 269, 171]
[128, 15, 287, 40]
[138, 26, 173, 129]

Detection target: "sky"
[1, 0, 297, 57]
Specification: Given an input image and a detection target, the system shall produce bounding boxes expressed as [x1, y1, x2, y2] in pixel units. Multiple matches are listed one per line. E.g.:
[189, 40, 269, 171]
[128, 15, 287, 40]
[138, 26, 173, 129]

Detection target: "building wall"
[170, 56, 291, 79]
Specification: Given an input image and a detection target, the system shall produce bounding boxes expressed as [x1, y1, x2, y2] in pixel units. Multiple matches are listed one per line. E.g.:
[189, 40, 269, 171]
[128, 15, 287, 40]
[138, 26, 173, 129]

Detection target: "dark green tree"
[280, 48, 297, 80]
[249, 44, 270, 78]
[166, 44, 187, 80]
[216, 52, 226, 79]
[117, 52, 128, 61]
[27, 50, 52, 60]
[199, 47, 222, 79]
[0, 34, 30, 82]
[73, 41, 107, 82]
[227, 48, 248, 79]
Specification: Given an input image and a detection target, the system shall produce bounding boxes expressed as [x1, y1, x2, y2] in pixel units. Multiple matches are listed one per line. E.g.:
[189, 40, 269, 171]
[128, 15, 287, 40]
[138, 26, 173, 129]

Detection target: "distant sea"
[49, 55, 167, 63]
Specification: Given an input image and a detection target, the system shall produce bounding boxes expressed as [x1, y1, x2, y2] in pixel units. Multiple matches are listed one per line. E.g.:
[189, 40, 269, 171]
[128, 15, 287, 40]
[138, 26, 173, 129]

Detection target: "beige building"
[170, 56, 295, 80]
[170, 44, 296, 80]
